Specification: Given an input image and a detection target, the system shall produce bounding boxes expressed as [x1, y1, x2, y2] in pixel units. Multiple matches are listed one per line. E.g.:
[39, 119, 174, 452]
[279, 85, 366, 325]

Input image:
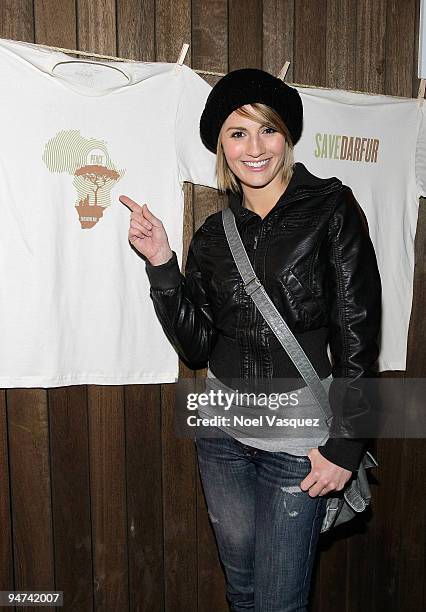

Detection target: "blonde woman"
[120, 69, 381, 611]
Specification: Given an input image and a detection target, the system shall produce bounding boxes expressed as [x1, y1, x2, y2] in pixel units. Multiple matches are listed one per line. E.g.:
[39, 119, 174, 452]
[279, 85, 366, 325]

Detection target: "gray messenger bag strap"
[221, 206, 378, 533]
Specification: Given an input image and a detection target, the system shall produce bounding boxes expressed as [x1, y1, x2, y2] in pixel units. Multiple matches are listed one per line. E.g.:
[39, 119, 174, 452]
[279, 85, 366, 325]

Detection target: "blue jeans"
[195, 434, 327, 612]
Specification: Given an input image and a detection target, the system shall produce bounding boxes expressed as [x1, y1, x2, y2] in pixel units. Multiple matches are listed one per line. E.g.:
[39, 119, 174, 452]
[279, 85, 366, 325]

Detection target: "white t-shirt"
[294, 86, 426, 372]
[0, 38, 217, 387]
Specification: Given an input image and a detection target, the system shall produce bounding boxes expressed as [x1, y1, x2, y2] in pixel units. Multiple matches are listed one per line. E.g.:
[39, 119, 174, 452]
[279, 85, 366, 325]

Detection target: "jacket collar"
[228, 162, 342, 221]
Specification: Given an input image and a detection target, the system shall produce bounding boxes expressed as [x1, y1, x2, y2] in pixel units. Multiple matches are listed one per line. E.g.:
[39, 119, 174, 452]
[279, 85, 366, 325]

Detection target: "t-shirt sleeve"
[175, 65, 218, 189]
[415, 101, 426, 197]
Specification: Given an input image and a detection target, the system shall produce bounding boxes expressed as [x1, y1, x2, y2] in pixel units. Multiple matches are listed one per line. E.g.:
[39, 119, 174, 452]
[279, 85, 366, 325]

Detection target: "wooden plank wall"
[0, 1, 424, 610]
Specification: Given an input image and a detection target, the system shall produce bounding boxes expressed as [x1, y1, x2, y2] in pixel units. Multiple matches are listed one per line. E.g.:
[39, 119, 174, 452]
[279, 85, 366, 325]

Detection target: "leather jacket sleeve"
[145, 238, 217, 368]
[317, 187, 382, 472]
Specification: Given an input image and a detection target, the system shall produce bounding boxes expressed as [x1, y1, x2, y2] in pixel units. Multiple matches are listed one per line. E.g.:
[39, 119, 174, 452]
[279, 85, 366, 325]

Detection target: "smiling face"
[219, 105, 288, 191]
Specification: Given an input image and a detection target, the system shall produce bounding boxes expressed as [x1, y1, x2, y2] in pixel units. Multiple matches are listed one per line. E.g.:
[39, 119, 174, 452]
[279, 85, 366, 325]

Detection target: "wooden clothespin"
[174, 43, 189, 75]
[417, 78, 425, 105]
[277, 61, 290, 81]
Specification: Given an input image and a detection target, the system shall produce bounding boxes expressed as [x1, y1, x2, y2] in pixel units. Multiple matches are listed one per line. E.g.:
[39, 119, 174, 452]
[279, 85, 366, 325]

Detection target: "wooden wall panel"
[294, 0, 327, 87]
[229, 0, 263, 70]
[263, 0, 295, 82]
[8, 391, 54, 596]
[125, 384, 164, 612]
[117, 0, 155, 60]
[77, 0, 117, 55]
[326, 0, 357, 89]
[0, 393, 13, 596]
[0, 1, 425, 611]
[355, 0, 387, 93]
[413, 0, 422, 97]
[0, 0, 33, 40]
[88, 387, 129, 611]
[386, 0, 418, 96]
[192, 3, 228, 611]
[34, 0, 76, 47]
[155, 3, 198, 610]
[398, 439, 426, 609]
[49, 387, 94, 612]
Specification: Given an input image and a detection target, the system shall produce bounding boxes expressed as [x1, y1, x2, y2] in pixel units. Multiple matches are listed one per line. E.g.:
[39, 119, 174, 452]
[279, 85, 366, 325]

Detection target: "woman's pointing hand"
[119, 195, 173, 266]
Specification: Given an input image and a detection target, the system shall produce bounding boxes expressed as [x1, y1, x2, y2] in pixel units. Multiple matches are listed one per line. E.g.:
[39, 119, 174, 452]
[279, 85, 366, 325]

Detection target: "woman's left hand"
[299, 448, 352, 497]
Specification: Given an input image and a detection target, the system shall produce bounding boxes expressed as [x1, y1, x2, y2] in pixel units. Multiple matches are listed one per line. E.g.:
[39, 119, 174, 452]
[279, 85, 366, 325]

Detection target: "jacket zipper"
[250, 181, 341, 291]
[253, 226, 263, 271]
[241, 181, 342, 376]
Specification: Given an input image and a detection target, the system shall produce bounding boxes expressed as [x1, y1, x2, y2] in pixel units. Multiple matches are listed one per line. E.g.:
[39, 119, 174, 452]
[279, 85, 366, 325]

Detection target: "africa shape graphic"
[43, 129, 125, 229]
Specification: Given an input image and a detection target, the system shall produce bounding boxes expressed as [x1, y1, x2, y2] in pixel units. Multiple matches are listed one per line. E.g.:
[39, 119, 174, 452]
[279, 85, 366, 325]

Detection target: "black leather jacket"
[145, 162, 382, 472]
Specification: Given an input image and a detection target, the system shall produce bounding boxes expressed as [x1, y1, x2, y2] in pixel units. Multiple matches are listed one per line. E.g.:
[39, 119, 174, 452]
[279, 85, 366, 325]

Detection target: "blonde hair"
[216, 103, 294, 194]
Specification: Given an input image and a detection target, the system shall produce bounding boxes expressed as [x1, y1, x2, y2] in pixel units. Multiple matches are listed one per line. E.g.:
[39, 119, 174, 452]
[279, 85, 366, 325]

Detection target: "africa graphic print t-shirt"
[0, 38, 217, 387]
[294, 86, 426, 372]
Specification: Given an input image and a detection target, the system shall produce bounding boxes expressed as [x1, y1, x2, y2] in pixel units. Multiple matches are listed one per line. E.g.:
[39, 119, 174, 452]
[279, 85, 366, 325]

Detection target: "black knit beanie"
[199, 68, 303, 153]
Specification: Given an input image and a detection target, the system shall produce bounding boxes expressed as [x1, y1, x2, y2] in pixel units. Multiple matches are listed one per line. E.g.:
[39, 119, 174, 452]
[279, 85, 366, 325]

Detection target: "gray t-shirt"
[196, 366, 333, 457]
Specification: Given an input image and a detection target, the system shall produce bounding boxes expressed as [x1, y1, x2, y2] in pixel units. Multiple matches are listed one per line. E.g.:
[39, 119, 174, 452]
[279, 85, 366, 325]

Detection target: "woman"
[120, 68, 381, 611]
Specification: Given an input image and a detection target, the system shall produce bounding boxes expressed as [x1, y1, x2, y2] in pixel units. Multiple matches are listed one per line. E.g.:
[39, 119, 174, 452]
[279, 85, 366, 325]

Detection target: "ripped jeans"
[195, 434, 327, 612]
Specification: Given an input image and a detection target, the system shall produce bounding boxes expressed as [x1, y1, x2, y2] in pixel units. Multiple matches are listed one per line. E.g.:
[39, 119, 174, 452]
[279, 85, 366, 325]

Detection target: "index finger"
[119, 195, 143, 213]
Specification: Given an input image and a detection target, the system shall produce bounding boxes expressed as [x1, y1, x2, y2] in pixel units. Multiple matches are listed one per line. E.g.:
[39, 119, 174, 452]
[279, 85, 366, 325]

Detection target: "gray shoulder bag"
[222, 207, 378, 533]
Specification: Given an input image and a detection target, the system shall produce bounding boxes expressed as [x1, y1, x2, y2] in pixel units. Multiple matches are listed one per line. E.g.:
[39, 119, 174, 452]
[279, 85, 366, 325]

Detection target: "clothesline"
[0, 37, 422, 384]
[3, 38, 424, 101]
